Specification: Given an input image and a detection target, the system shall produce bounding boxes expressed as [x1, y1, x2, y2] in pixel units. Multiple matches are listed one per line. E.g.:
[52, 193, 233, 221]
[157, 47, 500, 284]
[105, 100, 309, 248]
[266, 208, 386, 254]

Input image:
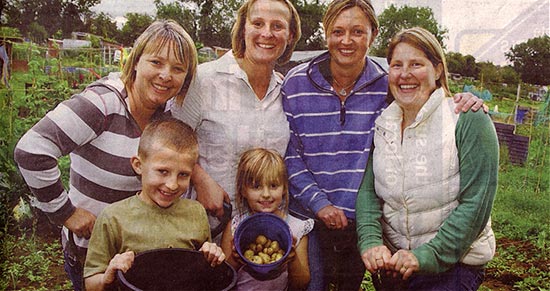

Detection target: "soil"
[8, 214, 549, 291]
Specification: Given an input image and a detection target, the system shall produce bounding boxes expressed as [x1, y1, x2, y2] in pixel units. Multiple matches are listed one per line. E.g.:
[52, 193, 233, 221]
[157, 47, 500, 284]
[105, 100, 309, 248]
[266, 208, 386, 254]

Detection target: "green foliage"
[26, 22, 49, 45]
[119, 13, 154, 46]
[292, 0, 326, 50]
[0, 231, 71, 290]
[371, 5, 448, 57]
[0, 26, 22, 38]
[447, 52, 479, 78]
[87, 12, 119, 40]
[0, 48, 72, 238]
[3, 0, 100, 41]
[193, 0, 240, 48]
[155, 0, 199, 41]
[506, 35, 550, 85]
[491, 124, 550, 291]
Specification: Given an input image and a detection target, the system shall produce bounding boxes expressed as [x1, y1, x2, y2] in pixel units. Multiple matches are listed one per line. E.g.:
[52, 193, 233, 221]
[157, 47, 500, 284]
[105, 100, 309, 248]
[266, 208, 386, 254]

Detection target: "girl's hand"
[104, 251, 134, 285]
[360, 245, 392, 274]
[387, 249, 419, 280]
[200, 242, 226, 267]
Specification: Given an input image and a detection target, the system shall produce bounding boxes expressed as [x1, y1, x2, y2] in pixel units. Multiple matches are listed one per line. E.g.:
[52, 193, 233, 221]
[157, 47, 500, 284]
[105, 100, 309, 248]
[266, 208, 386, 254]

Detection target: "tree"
[86, 12, 119, 41]
[155, 0, 198, 42]
[446, 52, 466, 75]
[118, 13, 154, 46]
[506, 35, 550, 85]
[371, 5, 448, 57]
[27, 22, 49, 44]
[3, 0, 100, 42]
[499, 66, 519, 85]
[291, 0, 326, 50]
[478, 62, 501, 85]
[179, 0, 240, 47]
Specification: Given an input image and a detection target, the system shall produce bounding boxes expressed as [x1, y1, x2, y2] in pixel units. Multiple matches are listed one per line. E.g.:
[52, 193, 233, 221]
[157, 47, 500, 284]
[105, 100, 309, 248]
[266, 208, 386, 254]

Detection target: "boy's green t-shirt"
[84, 194, 210, 278]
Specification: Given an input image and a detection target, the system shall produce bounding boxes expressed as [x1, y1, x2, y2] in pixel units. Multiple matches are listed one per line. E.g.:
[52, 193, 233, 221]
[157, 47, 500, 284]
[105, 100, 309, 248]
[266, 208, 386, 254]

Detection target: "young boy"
[83, 118, 225, 291]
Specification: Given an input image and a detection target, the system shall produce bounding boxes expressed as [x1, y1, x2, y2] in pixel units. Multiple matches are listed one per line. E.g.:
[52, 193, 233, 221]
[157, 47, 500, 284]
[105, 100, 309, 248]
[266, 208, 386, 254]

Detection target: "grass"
[1, 226, 72, 290]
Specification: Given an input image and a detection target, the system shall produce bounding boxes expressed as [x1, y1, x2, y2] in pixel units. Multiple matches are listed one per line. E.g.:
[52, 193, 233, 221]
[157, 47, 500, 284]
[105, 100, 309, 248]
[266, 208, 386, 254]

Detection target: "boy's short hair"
[138, 117, 198, 161]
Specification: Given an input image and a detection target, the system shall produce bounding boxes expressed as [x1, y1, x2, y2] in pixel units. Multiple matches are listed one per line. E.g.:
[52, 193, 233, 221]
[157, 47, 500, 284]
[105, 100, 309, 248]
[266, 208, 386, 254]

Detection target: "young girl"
[221, 148, 313, 290]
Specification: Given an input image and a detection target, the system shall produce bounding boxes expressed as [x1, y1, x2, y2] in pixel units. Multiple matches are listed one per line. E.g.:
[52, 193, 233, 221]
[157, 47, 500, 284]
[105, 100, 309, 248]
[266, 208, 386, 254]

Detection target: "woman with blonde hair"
[171, 0, 302, 242]
[14, 20, 197, 290]
[281, 1, 485, 290]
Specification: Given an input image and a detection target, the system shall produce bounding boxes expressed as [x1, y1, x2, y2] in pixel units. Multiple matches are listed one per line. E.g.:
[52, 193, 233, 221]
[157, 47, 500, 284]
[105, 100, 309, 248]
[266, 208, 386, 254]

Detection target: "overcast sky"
[91, 0, 550, 65]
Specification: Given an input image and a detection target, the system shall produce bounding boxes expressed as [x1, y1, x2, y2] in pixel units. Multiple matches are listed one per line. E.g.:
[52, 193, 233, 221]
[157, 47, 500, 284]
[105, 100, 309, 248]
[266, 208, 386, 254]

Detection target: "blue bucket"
[234, 213, 292, 279]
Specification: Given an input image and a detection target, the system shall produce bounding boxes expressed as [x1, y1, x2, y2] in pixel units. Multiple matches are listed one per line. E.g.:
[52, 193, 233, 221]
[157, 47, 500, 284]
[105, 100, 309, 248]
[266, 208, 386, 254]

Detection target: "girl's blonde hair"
[121, 20, 198, 106]
[235, 148, 289, 215]
[231, 0, 302, 65]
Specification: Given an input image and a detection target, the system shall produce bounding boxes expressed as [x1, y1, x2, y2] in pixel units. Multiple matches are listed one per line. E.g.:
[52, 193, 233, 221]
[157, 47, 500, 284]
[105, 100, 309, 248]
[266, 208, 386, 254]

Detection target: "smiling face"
[326, 6, 377, 71]
[132, 43, 187, 111]
[388, 42, 443, 114]
[242, 0, 293, 66]
[243, 182, 285, 216]
[132, 142, 195, 208]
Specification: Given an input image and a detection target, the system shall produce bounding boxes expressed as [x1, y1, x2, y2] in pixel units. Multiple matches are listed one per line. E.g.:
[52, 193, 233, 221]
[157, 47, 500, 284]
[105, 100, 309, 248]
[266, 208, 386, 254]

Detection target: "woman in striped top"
[14, 20, 198, 291]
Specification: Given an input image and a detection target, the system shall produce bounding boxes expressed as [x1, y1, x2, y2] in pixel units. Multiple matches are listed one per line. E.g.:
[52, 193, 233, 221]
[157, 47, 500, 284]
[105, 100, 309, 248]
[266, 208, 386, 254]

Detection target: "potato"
[270, 240, 280, 252]
[244, 249, 254, 259]
[258, 252, 271, 264]
[243, 234, 286, 264]
[272, 253, 283, 262]
[255, 235, 268, 245]
[251, 255, 263, 264]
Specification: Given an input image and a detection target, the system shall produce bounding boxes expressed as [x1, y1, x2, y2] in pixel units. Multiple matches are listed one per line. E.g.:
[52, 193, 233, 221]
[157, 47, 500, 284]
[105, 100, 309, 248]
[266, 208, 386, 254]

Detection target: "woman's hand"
[104, 251, 135, 285]
[192, 164, 230, 218]
[64, 207, 96, 239]
[200, 242, 226, 267]
[317, 205, 348, 230]
[360, 245, 392, 274]
[453, 92, 488, 113]
[387, 249, 419, 280]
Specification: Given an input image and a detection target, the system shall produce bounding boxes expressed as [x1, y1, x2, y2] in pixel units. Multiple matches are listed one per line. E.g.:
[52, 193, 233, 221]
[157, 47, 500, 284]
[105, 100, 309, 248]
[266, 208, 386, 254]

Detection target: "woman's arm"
[356, 154, 385, 254]
[191, 164, 229, 217]
[13, 90, 108, 231]
[412, 110, 499, 273]
[356, 154, 391, 273]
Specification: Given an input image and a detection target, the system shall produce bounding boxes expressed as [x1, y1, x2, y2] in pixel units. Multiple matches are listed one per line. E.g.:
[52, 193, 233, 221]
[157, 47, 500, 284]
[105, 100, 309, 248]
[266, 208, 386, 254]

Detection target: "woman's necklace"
[332, 78, 356, 96]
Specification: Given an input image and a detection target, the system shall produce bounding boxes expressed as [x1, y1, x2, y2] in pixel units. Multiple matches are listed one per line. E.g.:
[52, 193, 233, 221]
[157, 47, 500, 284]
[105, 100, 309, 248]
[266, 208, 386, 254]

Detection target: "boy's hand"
[200, 242, 226, 267]
[104, 251, 134, 285]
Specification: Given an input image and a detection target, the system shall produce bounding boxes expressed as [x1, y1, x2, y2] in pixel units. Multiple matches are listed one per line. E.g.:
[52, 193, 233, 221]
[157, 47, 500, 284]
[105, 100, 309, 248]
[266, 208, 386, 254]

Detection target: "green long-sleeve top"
[356, 105, 499, 274]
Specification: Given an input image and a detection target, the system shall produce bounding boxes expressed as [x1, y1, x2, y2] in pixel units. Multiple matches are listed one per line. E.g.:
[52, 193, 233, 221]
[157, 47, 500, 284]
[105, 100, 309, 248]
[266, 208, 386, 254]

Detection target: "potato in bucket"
[234, 213, 292, 279]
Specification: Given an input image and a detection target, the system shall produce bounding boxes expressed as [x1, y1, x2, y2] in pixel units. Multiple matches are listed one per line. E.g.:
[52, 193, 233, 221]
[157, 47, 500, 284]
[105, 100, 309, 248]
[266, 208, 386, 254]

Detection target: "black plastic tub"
[117, 248, 236, 291]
